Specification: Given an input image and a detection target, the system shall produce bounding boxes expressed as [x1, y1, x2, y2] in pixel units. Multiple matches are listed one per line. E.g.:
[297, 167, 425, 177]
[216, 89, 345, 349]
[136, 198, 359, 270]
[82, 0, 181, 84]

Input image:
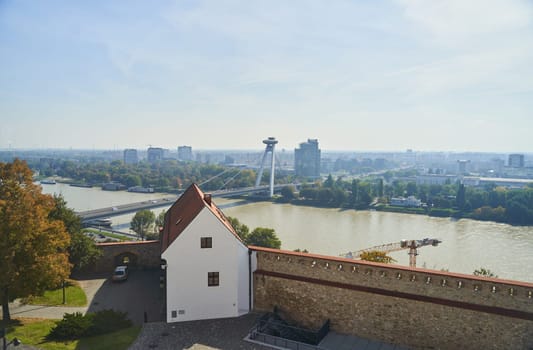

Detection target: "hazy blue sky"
[1, 0, 532, 152]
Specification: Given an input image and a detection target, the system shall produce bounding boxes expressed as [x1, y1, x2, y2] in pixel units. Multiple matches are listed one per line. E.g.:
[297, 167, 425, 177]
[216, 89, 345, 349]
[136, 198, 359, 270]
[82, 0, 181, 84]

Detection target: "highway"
[77, 184, 290, 220]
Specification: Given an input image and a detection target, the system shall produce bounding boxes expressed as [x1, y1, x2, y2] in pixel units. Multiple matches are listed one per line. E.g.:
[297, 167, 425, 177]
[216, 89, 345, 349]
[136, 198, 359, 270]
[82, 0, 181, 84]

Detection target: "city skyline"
[1, 1, 533, 152]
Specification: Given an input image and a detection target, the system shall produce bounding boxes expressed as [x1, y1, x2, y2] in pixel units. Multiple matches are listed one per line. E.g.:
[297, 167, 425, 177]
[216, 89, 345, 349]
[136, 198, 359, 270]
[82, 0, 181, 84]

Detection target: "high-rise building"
[123, 149, 138, 164]
[508, 154, 524, 168]
[147, 147, 164, 162]
[456, 160, 470, 174]
[177, 146, 193, 161]
[294, 139, 321, 178]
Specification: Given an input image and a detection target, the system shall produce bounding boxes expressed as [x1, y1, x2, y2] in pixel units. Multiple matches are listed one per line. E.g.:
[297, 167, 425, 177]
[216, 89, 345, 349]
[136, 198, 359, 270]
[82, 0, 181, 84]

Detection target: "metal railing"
[248, 312, 330, 350]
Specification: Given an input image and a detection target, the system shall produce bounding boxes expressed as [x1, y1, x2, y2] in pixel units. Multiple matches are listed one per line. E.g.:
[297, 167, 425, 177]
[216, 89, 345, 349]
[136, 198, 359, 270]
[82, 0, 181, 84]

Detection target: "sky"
[1, 0, 532, 152]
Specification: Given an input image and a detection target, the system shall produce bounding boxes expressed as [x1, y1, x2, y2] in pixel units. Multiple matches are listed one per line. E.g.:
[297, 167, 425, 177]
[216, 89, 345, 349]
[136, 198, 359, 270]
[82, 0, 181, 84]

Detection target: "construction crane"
[341, 238, 442, 268]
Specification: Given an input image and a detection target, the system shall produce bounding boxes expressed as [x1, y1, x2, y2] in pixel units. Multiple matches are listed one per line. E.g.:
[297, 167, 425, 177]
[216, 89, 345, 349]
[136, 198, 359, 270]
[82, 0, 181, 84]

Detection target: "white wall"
[162, 208, 250, 322]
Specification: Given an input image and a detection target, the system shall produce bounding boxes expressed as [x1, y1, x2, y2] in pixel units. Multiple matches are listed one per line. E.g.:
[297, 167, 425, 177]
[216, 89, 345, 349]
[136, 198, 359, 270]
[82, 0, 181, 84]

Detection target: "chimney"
[204, 194, 212, 205]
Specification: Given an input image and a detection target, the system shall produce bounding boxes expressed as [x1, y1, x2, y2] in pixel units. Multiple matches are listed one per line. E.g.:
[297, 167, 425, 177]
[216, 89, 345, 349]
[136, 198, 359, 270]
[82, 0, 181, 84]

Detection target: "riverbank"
[269, 197, 533, 227]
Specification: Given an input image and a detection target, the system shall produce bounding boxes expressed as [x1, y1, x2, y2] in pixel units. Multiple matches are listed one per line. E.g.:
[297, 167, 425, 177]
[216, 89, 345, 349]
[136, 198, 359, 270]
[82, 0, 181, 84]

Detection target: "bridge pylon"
[255, 137, 278, 197]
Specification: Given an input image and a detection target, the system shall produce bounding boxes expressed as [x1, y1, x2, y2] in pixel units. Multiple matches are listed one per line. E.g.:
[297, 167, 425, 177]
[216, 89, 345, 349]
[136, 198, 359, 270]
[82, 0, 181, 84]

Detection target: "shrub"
[429, 208, 455, 217]
[47, 312, 93, 340]
[47, 309, 132, 341]
[87, 309, 132, 336]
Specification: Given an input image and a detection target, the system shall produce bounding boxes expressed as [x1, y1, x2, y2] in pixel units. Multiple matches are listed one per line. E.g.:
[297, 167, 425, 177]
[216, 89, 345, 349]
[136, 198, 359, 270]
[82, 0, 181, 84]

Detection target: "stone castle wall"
[251, 246, 533, 350]
[94, 241, 161, 272]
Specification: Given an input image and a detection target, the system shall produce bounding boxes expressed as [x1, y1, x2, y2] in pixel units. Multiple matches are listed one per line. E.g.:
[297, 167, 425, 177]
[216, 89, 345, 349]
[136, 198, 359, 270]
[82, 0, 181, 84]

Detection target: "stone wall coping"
[249, 245, 533, 288]
[97, 240, 160, 247]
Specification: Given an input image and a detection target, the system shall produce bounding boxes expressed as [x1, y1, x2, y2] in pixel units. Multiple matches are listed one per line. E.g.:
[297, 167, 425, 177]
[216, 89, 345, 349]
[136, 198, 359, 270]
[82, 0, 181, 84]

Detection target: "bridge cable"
[217, 168, 245, 191]
[198, 168, 233, 187]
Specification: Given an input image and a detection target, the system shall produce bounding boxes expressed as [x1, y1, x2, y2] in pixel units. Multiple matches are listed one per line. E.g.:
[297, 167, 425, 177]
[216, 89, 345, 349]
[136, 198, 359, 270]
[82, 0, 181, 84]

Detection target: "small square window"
[201, 237, 212, 248]
[208, 272, 219, 286]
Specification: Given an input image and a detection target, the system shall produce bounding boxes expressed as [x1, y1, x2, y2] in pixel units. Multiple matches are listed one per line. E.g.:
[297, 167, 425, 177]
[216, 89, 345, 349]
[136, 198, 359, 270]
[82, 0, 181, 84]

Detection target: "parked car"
[112, 266, 128, 282]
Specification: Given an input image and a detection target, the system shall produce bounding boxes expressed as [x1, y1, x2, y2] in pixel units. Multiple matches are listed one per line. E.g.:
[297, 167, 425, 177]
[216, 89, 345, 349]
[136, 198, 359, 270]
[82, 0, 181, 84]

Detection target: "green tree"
[246, 227, 281, 249]
[155, 210, 166, 233]
[280, 185, 296, 201]
[49, 195, 102, 271]
[69, 232, 103, 272]
[406, 182, 417, 196]
[456, 184, 466, 210]
[48, 195, 82, 235]
[350, 179, 359, 206]
[359, 250, 396, 264]
[376, 178, 384, 198]
[0, 159, 71, 321]
[324, 174, 334, 188]
[227, 216, 250, 241]
[130, 210, 155, 240]
[473, 267, 497, 278]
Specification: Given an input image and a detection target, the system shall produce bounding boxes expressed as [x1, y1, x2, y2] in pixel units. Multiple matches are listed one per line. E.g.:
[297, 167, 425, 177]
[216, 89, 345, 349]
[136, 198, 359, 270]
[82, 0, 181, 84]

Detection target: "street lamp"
[1, 328, 21, 350]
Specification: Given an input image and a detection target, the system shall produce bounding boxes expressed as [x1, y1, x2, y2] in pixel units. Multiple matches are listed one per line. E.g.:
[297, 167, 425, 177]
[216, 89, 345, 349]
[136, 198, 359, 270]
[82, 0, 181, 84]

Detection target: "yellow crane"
[342, 238, 442, 267]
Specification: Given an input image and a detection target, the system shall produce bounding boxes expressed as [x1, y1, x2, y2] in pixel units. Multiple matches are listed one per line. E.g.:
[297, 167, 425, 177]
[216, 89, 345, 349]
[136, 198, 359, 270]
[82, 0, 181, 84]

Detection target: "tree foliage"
[227, 216, 250, 241]
[69, 232, 102, 272]
[473, 267, 497, 278]
[130, 209, 155, 240]
[155, 210, 166, 232]
[227, 217, 281, 248]
[246, 227, 281, 249]
[41, 159, 290, 193]
[49, 195, 101, 271]
[0, 159, 71, 321]
[359, 250, 396, 264]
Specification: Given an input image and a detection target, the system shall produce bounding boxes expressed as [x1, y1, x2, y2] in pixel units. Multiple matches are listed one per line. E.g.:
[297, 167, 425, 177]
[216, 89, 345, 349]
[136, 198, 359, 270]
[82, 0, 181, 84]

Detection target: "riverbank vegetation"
[278, 175, 533, 226]
[37, 159, 292, 193]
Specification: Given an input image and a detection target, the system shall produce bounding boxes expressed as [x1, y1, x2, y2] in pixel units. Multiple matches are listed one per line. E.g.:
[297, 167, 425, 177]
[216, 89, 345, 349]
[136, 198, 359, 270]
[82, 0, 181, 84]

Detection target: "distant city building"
[508, 154, 524, 168]
[147, 147, 164, 162]
[177, 146, 193, 161]
[491, 158, 505, 175]
[123, 149, 138, 164]
[416, 174, 457, 185]
[294, 139, 321, 178]
[390, 196, 422, 207]
[456, 160, 470, 174]
[462, 176, 533, 188]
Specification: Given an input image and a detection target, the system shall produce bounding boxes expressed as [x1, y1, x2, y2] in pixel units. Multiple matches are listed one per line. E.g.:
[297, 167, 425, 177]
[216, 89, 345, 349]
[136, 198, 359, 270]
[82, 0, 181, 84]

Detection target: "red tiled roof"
[160, 184, 243, 253]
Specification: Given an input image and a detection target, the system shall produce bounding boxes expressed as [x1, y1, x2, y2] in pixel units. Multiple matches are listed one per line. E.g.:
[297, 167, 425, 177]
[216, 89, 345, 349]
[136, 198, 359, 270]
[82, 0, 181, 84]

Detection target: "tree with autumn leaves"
[0, 159, 71, 321]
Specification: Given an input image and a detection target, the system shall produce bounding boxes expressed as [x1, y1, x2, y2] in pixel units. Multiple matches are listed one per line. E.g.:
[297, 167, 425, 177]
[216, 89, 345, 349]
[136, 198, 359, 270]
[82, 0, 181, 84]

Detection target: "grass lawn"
[1, 318, 140, 350]
[22, 280, 87, 307]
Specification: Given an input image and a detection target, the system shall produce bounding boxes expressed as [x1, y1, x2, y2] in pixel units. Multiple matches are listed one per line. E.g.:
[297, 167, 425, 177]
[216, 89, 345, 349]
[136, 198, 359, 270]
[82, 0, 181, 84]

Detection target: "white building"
[160, 184, 252, 323]
[416, 174, 458, 185]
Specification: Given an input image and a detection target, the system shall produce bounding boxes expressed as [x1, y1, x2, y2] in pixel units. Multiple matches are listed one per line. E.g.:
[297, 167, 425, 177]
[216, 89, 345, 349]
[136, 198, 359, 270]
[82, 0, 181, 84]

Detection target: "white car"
[112, 266, 128, 282]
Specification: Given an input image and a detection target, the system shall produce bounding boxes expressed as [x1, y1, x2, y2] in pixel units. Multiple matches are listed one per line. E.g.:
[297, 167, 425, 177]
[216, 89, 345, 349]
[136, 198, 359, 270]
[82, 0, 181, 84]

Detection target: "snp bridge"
[77, 185, 289, 221]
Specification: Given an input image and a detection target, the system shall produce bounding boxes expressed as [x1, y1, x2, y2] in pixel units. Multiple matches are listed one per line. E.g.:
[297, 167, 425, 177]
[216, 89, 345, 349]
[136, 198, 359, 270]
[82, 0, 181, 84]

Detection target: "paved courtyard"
[129, 313, 272, 350]
[5, 269, 164, 325]
[86, 269, 165, 324]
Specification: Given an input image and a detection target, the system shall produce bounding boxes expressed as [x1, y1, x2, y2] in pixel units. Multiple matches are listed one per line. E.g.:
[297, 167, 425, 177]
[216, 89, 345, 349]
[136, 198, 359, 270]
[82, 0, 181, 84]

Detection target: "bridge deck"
[77, 185, 289, 220]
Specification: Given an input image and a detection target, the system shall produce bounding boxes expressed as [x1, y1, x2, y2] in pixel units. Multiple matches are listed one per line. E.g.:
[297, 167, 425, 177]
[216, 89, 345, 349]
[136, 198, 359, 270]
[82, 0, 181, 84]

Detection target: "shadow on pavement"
[85, 268, 165, 325]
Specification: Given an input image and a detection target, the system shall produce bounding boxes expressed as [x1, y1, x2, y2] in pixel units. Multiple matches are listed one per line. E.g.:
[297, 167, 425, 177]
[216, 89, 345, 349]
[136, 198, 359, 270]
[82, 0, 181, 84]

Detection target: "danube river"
[41, 183, 533, 282]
